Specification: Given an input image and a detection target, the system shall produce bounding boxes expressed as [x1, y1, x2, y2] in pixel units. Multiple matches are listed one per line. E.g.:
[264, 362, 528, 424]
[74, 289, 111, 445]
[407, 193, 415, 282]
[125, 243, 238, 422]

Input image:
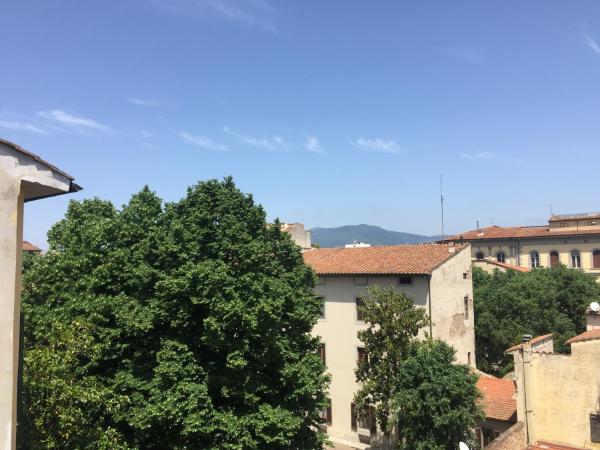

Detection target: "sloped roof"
[474, 258, 531, 273]
[302, 243, 467, 275]
[565, 329, 600, 345]
[22, 241, 41, 252]
[444, 225, 600, 241]
[476, 375, 516, 422]
[528, 441, 587, 450]
[0, 137, 75, 180]
[505, 334, 553, 353]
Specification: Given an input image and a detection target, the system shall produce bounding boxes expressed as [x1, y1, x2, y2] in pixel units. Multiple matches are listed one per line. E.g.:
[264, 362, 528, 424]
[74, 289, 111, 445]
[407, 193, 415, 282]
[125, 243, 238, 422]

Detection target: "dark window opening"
[398, 276, 412, 285]
[356, 297, 364, 321]
[319, 343, 326, 365]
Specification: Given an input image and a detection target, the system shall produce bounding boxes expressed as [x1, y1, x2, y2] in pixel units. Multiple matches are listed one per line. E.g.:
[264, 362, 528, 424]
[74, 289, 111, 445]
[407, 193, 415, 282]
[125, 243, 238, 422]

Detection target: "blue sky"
[3, 1, 600, 247]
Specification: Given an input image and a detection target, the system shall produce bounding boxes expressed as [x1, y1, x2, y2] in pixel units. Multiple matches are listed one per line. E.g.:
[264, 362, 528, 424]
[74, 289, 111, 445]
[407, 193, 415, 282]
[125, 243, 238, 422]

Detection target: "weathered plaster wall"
[430, 246, 475, 366]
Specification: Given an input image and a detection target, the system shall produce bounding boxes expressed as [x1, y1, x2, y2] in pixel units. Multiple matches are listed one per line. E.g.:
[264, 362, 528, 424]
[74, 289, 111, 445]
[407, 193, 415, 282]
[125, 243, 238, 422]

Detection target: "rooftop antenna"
[440, 175, 445, 239]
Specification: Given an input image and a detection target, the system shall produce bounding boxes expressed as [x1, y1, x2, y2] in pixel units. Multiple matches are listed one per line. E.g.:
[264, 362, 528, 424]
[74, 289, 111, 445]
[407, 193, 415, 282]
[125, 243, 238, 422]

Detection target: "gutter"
[427, 275, 433, 337]
[24, 181, 82, 203]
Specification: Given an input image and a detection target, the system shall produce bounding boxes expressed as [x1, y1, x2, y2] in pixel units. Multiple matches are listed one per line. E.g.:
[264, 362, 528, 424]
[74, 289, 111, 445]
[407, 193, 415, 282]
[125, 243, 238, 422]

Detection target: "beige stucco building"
[0, 138, 80, 449]
[504, 309, 600, 450]
[442, 213, 600, 280]
[303, 243, 475, 448]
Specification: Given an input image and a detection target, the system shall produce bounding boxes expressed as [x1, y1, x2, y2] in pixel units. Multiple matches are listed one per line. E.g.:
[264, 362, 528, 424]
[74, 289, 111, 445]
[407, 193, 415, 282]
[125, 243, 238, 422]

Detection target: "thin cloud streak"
[149, 0, 278, 34]
[224, 126, 286, 151]
[128, 97, 168, 107]
[584, 31, 600, 55]
[353, 138, 401, 154]
[304, 135, 323, 154]
[459, 151, 494, 161]
[180, 131, 228, 151]
[0, 120, 46, 135]
[37, 110, 111, 133]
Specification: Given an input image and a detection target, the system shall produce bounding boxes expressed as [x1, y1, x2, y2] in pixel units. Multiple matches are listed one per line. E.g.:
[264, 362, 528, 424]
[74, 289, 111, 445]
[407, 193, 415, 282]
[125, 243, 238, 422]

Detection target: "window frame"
[319, 343, 326, 365]
[530, 251, 540, 269]
[475, 251, 485, 260]
[571, 249, 582, 269]
[593, 249, 600, 269]
[550, 250, 560, 268]
[496, 251, 506, 263]
[356, 296, 364, 322]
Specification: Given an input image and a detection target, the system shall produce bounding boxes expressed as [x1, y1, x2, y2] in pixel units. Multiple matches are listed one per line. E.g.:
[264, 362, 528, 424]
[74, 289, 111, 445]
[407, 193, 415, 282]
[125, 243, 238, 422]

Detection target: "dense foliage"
[474, 265, 600, 376]
[353, 287, 481, 449]
[393, 340, 482, 450]
[20, 178, 328, 449]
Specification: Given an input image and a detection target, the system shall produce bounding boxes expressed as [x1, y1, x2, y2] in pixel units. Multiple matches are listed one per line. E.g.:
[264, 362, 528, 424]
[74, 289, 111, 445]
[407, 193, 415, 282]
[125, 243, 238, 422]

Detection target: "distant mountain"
[311, 224, 442, 248]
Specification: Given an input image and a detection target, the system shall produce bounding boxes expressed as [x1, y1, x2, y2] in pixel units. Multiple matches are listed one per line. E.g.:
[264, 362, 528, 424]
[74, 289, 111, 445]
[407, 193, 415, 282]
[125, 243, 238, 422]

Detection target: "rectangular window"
[351, 403, 357, 431]
[320, 399, 332, 426]
[572, 251, 582, 269]
[318, 296, 325, 319]
[356, 297, 364, 321]
[463, 272, 468, 280]
[357, 347, 366, 365]
[398, 276, 412, 285]
[319, 343, 326, 365]
[464, 296, 469, 319]
[468, 352, 471, 365]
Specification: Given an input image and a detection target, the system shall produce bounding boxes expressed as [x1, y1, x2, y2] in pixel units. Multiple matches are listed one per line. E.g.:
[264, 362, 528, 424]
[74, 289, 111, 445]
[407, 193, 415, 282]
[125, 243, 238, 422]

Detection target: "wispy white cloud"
[584, 31, 600, 55]
[37, 110, 111, 133]
[149, 0, 278, 34]
[180, 131, 228, 151]
[128, 97, 169, 107]
[304, 135, 323, 154]
[0, 120, 46, 135]
[459, 151, 494, 161]
[353, 138, 401, 154]
[224, 126, 286, 151]
[440, 47, 481, 64]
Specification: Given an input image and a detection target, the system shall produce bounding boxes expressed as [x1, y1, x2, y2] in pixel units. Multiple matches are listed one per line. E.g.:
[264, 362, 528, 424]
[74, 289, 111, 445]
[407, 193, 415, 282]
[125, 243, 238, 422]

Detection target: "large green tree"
[393, 339, 482, 450]
[474, 265, 600, 376]
[353, 286, 481, 450]
[21, 178, 328, 449]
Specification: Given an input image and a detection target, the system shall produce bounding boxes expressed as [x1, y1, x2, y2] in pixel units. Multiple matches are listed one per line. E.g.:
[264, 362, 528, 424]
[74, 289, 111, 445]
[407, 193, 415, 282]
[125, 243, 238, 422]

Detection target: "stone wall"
[485, 422, 526, 450]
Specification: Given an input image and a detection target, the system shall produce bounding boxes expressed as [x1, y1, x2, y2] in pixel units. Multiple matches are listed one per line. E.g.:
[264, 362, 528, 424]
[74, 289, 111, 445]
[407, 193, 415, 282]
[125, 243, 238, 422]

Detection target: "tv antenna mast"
[440, 175, 445, 239]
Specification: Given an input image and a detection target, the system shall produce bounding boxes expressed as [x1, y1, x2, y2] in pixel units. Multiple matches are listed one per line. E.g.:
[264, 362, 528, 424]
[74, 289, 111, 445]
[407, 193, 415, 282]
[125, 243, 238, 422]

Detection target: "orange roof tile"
[476, 375, 516, 422]
[474, 259, 531, 273]
[22, 241, 41, 252]
[565, 329, 600, 345]
[505, 334, 553, 353]
[443, 225, 600, 241]
[302, 243, 468, 275]
[528, 441, 587, 450]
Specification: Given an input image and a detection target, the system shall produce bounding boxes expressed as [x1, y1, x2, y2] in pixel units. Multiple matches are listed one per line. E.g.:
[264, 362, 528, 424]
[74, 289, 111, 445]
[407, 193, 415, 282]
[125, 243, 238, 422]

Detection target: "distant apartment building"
[281, 222, 312, 249]
[303, 243, 475, 448]
[442, 212, 600, 280]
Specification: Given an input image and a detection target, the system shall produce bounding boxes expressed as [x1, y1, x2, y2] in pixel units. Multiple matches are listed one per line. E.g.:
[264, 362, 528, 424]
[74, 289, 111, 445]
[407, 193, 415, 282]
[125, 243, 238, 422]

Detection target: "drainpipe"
[521, 334, 534, 444]
[427, 275, 433, 337]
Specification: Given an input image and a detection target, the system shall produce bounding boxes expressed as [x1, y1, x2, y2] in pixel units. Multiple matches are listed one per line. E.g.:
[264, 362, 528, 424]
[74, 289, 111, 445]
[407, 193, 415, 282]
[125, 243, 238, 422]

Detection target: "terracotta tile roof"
[505, 334, 553, 353]
[302, 243, 467, 275]
[476, 375, 516, 422]
[443, 225, 600, 241]
[22, 241, 41, 252]
[549, 212, 600, 222]
[474, 259, 531, 273]
[565, 329, 600, 345]
[527, 441, 587, 450]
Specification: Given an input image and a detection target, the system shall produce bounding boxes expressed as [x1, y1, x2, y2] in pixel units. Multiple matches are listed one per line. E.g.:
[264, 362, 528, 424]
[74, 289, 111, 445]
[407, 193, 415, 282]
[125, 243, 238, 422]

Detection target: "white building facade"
[303, 243, 475, 448]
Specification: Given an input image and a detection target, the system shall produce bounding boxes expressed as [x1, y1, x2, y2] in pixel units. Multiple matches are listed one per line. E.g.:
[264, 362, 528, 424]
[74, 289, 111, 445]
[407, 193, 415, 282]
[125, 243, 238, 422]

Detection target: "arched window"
[593, 250, 600, 269]
[496, 251, 506, 264]
[530, 251, 540, 268]
[475, 251, 485, 260]
[571, 250, 581, 269]
[550, 251, 560, 268]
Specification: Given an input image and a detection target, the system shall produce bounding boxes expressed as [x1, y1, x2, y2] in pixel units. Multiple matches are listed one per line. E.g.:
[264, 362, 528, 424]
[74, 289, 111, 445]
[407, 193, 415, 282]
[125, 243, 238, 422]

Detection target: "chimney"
[586, 304, 600, 331]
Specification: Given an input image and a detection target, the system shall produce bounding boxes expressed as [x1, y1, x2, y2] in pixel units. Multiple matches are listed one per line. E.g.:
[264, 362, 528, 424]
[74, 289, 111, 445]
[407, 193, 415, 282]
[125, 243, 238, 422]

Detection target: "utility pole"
[440, 175, 445, 240]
